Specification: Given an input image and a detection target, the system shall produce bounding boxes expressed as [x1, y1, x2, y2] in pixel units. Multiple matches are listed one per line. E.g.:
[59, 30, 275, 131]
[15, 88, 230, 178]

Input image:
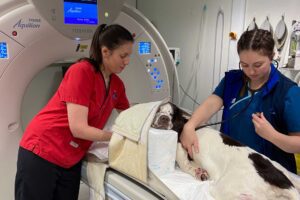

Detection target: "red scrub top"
[20, 60, 129, 168]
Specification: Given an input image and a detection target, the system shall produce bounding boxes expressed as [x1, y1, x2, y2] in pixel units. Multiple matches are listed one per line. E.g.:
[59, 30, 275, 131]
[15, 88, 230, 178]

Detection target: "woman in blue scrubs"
[181, 29, 300, 173]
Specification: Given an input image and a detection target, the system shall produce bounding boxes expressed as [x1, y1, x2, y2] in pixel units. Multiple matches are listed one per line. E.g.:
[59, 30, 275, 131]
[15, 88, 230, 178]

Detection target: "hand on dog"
[180, 123, 199, 158]
[252, 112, 277, 141]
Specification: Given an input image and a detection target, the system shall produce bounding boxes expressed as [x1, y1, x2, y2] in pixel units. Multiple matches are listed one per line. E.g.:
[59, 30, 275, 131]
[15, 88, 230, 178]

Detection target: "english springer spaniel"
[151, 102, 300, 200]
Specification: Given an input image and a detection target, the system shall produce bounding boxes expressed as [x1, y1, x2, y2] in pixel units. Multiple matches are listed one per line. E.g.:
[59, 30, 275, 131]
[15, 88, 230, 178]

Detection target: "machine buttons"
[146, 57, 164, 90]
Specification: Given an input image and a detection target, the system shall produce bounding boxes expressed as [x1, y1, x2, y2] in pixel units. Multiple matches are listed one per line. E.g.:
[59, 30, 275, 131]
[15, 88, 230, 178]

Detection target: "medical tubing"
[211, 8, 224, 93]
[210, 8, 224, 123]
[180, 3, 206, 108]
[193, 3, 207, 110]
[179, 84, 201, 105]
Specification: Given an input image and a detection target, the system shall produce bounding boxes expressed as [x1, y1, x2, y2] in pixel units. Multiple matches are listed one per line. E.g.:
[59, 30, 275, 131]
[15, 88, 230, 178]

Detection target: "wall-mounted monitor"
[63, 0, 98, 25]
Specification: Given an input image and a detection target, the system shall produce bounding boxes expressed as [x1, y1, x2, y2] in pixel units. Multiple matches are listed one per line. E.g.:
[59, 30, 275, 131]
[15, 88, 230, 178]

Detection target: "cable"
[211, 8, 224, 93]
[196, 91, 254, 130]
[196, 78, 268, 130]
[179, 83, 255, 130]
[211, 7, 224, 125]
[180, 3, 207, 108]
[193, 4, 207, 110]
[179, 84, 200, 106]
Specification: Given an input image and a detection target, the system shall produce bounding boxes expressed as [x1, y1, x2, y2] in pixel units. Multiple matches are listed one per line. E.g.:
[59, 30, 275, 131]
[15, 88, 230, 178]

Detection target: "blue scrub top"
[213, 67, 300, 172]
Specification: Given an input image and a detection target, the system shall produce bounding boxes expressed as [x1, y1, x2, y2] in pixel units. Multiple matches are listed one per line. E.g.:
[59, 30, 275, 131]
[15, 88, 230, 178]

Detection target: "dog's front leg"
[176, 143, 208, 181]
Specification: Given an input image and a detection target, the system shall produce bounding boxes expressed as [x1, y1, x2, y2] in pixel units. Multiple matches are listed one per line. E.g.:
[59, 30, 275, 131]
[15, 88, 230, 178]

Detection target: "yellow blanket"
[109, 99, 169, 183]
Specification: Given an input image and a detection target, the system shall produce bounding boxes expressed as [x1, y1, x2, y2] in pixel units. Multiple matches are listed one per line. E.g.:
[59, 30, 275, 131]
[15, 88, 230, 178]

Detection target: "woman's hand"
[180, 123, 199, 158]
[252, 112, 300, 153]
[252, 112, 277, 141]
[102, 130, 113, 141]
[178, 94, 223, 157]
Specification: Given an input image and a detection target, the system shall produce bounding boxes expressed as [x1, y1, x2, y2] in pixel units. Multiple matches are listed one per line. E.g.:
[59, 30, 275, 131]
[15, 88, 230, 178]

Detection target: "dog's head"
[152, 103, 175, 130]
[151, 102, 190, 134]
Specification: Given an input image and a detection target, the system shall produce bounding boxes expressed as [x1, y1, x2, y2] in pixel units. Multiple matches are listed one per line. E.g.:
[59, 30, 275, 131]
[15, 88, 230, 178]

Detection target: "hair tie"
[100, 24, 108, 33]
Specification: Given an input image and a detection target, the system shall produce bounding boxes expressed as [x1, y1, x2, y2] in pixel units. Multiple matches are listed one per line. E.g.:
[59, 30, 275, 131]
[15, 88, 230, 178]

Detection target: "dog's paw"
[195, 168, 209, 181]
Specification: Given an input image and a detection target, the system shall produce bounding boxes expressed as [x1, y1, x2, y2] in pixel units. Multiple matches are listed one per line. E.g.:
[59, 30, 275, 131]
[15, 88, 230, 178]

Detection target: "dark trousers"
[15, 147, 82, 200]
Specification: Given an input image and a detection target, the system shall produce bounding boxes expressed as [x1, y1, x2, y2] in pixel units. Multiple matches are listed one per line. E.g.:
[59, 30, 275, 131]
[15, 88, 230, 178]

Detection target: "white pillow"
[87, 109, 119, 161]
[148, 128, 178, 176]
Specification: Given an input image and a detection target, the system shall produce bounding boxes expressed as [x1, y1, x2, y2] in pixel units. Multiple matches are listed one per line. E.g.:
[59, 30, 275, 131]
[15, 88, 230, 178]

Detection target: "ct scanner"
[0, 0, 180, 199]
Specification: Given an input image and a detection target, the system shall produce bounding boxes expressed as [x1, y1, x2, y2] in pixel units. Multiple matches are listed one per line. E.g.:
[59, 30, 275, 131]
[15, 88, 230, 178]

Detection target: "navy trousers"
[15, 147, 82, 200]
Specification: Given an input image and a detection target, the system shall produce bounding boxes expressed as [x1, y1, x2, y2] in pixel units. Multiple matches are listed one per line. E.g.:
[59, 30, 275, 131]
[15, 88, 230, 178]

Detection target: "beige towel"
[112, 101, 163, 141]
[86, 158, 108, 199]
[109, 98, 169, 183]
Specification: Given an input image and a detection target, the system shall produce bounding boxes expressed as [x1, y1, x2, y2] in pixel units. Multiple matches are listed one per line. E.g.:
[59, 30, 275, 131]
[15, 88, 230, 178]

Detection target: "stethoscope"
[196, 82, 257, 130]
[195, 61, 278, 130]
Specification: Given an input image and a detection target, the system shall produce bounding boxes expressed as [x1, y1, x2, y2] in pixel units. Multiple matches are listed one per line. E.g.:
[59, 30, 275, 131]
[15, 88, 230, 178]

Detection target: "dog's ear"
[169, 102, 191, 119]
[159, 102, 170, 111]
[168, 102, 189, 134]
[157, 103, 163, 112]
[168, 102, 176, 113]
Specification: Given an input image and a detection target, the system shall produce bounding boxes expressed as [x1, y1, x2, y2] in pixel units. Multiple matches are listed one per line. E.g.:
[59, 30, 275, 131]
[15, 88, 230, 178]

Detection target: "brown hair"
[237, 29, 274, 60]
[83, 24, 134, 72]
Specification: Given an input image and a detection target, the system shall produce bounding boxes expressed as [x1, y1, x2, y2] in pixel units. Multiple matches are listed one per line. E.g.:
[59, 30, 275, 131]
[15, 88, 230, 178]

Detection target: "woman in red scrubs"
[15, 24, 134, 200]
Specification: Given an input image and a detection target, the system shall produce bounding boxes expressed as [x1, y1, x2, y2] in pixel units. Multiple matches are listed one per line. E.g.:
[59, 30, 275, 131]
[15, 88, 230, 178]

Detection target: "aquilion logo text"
[13, 19, 41, 29]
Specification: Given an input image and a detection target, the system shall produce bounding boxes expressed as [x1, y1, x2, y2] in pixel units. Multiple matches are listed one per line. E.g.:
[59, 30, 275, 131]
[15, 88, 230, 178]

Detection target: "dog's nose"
[159, 115, 170, 123]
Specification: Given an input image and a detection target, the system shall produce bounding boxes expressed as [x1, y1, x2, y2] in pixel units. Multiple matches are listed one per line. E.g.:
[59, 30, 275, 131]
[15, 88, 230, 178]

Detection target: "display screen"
[0, 42, 8, 59]
[138, 42, 151, 55]
[63, 0, 98, 25]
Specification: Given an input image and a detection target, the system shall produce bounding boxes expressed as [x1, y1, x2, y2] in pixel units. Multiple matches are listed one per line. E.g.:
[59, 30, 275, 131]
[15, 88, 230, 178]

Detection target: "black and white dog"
[151, 102, 300, 200]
